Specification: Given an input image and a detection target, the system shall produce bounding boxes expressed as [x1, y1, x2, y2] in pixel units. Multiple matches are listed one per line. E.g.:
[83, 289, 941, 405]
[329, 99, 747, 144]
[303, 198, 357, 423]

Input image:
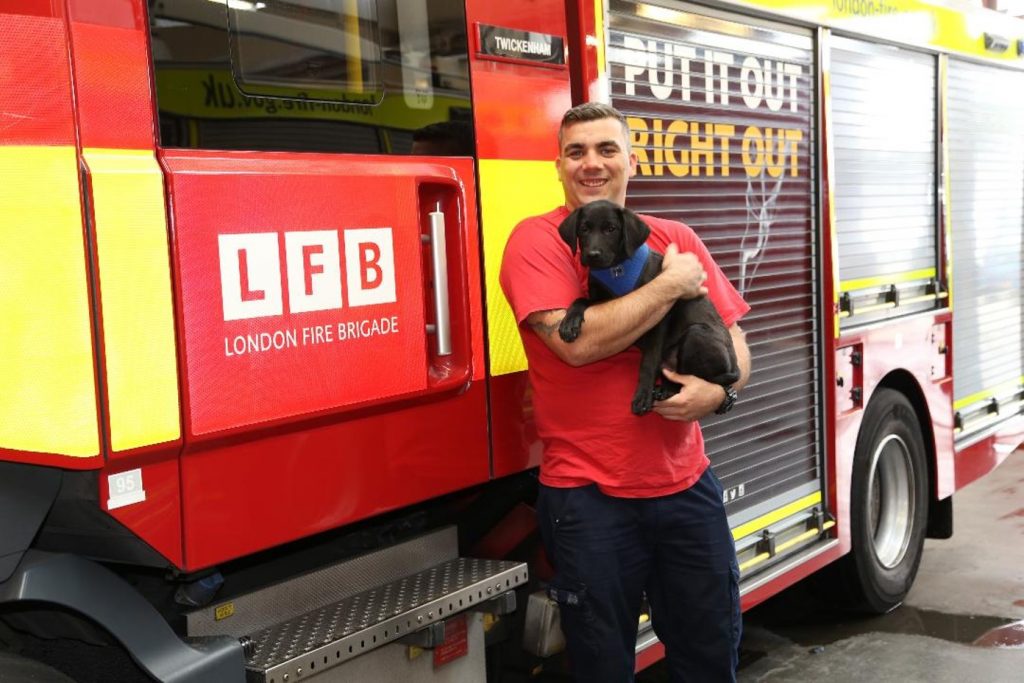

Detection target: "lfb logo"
[218, 228, 396, 321]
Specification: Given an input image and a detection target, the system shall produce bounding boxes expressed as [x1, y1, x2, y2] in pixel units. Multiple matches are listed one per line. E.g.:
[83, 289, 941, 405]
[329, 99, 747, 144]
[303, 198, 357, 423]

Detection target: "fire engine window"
[148, 0, 473, 156]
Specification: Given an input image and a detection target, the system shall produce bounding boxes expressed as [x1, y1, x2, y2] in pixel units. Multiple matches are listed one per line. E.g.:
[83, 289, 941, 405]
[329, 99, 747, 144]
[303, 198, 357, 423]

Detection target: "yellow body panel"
[729, 0, 1024, 63]
[85, 149, 181, 452]
[479, 159, 565, 377]
[0, 146, 98, 457]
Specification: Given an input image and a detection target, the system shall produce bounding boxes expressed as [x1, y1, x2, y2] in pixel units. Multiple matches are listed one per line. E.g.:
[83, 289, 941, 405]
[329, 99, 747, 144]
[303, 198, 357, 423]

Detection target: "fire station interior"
[1, 0, 1022, 681]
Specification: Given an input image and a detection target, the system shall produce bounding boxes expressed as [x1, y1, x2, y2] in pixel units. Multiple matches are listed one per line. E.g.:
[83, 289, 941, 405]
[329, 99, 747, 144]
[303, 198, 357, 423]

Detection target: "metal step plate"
[188, 527, 459, 639]
[245, 557, 527, 682]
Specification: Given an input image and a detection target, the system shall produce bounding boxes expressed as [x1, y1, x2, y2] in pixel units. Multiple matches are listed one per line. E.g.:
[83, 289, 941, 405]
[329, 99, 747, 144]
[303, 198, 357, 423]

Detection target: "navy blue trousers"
[537, 467, 741, 682]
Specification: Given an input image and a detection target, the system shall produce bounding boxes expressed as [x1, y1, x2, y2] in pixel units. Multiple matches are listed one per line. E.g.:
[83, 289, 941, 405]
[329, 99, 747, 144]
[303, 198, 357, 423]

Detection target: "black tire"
[0, 650, 76, 683]
[841, 388, 929, 613]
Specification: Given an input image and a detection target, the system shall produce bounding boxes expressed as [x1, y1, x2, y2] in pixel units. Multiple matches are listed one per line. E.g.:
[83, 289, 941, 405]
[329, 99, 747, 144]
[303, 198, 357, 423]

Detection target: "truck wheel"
[843, 388, 929, 613]
[0, 650, 76, 682]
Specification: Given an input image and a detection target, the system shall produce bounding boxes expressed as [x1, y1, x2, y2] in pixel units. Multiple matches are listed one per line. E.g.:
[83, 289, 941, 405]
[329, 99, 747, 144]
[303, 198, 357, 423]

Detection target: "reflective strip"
[86, 149, 181, 451]
[479, 159, 565, 377]
[821, 32, 840, 339]
[594, 0, 606, 75]
[953, 377, 1024, 412]
[839, 268, 936, 294]
[731, 491, 822, 542]
[0, 146, 99, 457]
[939, 55, 953, 311]
[739, 520, 835, 572]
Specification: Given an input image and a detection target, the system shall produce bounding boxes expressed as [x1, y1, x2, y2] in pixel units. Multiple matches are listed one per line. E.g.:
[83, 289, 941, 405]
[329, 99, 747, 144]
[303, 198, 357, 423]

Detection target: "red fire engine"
[1, 0, 1021, 680]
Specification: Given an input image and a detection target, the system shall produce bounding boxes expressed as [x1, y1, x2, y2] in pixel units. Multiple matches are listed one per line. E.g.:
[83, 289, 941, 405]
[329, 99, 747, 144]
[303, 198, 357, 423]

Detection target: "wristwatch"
[715, 385, 738, 415]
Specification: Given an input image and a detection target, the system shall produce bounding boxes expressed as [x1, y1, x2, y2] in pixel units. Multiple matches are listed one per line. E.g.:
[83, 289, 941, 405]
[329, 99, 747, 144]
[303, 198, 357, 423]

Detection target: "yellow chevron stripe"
[0, 146, 99, 457]
[479, 159, 565, 377]
[86, 149, 180, 451]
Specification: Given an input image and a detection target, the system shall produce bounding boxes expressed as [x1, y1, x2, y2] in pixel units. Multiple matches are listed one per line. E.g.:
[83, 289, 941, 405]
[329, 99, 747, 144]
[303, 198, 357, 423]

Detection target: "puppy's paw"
[652, 383, 680, 402]
[559, 314, 583, 343]
[631, 387, 655, 416]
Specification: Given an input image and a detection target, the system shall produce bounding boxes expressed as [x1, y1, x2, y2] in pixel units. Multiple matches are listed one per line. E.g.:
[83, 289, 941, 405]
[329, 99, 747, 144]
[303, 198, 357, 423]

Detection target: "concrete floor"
[734, 448, 1024, 683]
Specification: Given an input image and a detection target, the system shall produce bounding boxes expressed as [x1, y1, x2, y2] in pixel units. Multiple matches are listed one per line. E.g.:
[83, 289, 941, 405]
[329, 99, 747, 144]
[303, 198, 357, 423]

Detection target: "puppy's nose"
[586, 249, 603, 260]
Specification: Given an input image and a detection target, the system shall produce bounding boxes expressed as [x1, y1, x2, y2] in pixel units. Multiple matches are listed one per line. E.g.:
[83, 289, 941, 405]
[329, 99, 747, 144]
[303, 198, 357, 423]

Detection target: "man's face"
[556, 117, 638, 210]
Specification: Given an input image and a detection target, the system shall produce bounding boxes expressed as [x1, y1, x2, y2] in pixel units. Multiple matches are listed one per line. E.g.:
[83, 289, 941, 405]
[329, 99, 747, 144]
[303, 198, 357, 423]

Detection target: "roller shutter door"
[830, 37, 939, 327]
[607, 1, 821, 522]
[947, 59, 1024, 438]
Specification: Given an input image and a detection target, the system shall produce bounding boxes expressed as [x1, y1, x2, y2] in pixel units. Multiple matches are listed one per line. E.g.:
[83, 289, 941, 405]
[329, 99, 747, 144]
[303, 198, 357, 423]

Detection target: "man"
[499, 102, 751, 682]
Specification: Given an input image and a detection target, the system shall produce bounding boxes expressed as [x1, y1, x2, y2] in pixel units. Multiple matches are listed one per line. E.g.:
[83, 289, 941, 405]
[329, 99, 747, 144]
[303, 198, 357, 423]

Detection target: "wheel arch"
[0, 552, 245, 682]
[873, 370, 952, 539]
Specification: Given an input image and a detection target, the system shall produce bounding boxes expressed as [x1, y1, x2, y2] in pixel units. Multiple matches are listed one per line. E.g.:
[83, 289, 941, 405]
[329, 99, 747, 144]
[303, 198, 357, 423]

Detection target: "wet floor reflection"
[744, 580, 1016, 648]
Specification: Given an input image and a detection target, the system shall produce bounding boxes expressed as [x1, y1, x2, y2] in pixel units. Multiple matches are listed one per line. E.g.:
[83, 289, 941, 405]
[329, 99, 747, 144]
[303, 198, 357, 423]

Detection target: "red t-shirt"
[499, 206, 749, 498]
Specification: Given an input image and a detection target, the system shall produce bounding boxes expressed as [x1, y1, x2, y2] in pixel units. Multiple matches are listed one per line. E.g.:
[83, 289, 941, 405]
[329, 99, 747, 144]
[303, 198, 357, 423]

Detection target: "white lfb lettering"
[218, 233, 283, 321]
[345, 228, 397, 307]
[285, 230, 342, 314]
[217, 227, 397, 320]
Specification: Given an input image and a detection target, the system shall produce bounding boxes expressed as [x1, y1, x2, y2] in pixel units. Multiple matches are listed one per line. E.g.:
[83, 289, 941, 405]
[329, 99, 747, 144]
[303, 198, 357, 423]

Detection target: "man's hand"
[652, 367, 725, 421]
[659, 243, 708, 300]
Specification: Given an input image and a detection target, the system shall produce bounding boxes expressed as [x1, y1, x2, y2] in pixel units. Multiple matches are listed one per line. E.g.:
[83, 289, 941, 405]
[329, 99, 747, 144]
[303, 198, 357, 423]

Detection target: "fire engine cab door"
[148, 0, 489, 534]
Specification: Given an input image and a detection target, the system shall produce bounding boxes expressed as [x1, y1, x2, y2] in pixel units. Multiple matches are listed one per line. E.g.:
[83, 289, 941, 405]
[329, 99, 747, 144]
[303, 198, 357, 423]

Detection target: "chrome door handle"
[426, 203, 452, 356]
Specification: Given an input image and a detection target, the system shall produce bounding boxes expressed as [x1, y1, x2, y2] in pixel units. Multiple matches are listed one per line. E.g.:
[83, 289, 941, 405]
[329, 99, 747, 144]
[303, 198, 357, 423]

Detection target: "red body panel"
[98, 455, 183, 566]
[465, 0, 571, 161]
[954, 418, 1024, 490]
[0, 11, 75, 146]
[66, 18, 152, 149]
[831, 313, 955, 554]
[635, 642, 666, 673]
[180, 382, 489, 570]
[465, 0, 570, 482]
[158, 151, 487, 569]
[740, 544, 845, 610]
[566, 0, 602, 104]
[67, 0, 141, 28]
[490, 373, 542, 479]
[162, 152, 481, 438]
[63, 7, 184, 563]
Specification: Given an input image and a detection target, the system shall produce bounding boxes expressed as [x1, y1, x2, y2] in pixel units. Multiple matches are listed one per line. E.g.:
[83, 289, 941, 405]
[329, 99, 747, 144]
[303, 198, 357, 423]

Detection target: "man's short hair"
[558, 102, 632, 151]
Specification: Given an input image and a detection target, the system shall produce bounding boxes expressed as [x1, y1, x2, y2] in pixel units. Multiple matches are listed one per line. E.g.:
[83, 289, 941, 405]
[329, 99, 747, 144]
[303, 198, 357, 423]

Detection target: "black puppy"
[558, 200, 739, 415]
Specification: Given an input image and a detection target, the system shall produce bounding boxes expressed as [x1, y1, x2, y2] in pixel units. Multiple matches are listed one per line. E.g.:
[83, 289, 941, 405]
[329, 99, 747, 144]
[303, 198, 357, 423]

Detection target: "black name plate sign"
[477, 24, 565, 67]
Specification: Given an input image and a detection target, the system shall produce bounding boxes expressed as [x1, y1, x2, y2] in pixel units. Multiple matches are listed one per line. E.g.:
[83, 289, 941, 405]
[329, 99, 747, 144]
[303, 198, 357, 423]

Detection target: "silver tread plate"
[246, 557, 527, 682]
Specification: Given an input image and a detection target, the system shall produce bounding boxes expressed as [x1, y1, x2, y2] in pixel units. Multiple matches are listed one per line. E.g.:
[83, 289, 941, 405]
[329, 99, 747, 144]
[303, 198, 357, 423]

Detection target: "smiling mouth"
[579, 178, 607, 188]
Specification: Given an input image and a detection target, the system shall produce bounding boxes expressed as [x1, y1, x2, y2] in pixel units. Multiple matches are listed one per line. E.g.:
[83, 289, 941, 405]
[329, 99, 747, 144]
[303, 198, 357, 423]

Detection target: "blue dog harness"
[590, 243, 650, 296]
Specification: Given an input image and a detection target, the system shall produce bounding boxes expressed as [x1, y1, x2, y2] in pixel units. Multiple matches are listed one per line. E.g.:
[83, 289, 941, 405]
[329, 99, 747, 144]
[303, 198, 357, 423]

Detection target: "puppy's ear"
[558, 210, 579, 255]
[620, 207, 650, 257]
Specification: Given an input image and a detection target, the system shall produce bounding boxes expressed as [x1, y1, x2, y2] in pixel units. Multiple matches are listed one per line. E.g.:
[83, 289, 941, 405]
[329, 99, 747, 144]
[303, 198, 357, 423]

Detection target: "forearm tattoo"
[529, 311, 564, 338]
